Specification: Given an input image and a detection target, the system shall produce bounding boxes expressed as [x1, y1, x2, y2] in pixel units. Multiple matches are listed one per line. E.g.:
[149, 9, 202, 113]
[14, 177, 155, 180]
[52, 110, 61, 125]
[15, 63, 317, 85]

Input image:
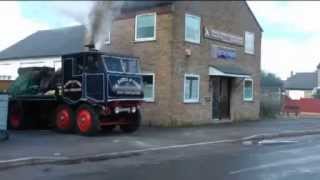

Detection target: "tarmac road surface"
[2, 134, 320, 180]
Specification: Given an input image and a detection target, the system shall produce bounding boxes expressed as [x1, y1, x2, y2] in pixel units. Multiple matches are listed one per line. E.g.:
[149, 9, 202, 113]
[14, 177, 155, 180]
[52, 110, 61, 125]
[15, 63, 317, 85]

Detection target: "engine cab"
[61, 51, 144, 104]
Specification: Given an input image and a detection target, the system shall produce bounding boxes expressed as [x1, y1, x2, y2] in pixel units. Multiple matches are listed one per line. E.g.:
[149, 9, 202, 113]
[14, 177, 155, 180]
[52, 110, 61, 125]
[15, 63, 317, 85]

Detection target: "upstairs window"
[245, 31, 255, 54]
[185, 14, 201, 44]
[184, 74, 200, 103]
[135, 13, 156, 41]
[105, 31, 111, 45]
[243, 79, 254, 101]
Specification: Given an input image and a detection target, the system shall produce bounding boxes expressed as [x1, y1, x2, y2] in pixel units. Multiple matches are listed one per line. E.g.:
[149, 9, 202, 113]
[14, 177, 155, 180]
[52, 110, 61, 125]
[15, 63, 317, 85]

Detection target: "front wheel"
[76, 104, 100, 136]
[120, 110, 141, 133]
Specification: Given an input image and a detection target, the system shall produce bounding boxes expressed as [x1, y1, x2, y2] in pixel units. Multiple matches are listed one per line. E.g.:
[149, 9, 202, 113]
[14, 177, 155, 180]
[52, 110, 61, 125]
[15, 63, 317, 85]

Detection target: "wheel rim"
[10, 114, 21, 129]
[77, 109, 92, 133]
[57, 109, 71, 130]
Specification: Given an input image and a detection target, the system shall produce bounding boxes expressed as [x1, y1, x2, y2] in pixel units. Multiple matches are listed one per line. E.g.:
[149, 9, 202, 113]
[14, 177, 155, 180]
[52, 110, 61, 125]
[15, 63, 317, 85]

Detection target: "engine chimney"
[84, 44, 97, 51]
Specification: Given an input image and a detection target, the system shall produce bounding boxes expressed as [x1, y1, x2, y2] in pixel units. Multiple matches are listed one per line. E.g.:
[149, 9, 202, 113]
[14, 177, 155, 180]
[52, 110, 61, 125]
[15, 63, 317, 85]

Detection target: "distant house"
[284, 66, 320, 100]
[0, 25, 85, 81]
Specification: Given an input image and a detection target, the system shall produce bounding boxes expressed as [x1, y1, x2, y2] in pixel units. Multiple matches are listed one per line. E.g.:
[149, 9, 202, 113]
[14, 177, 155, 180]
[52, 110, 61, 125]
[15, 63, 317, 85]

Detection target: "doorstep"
[212, 118, 233, 124]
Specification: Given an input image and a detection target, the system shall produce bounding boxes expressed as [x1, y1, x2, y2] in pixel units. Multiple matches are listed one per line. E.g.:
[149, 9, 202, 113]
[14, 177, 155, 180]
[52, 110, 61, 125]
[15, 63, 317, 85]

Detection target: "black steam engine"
[7, 47, 144, 136]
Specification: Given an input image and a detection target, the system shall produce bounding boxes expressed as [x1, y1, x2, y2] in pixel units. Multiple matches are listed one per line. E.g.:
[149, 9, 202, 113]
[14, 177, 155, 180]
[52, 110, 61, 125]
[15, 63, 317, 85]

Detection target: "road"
[2, 118, 320, 161]
[2, 134, 320, 180]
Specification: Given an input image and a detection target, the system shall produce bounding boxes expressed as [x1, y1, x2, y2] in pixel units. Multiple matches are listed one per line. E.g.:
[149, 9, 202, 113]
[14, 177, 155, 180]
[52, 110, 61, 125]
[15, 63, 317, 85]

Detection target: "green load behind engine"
[8, 67, 59, 96]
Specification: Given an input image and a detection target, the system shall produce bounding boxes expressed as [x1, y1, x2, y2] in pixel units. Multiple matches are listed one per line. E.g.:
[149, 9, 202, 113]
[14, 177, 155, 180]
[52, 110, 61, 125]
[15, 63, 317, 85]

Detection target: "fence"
[282, 96, 320, 116]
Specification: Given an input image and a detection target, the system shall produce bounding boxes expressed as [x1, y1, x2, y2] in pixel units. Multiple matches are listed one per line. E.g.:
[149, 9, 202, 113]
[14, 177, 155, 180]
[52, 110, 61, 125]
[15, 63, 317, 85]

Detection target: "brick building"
[101, 1, 262, 126]
[0, 1, 262, 126]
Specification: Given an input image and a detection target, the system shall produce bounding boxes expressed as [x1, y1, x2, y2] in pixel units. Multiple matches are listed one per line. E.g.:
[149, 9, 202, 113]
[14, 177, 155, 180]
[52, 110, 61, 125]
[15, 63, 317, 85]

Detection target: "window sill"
[134, 38, 156, 43]
[243, 99, 254, 103]
[184, 100, 200, 104]
[143, 99, 155, 103]
[244, 51, 255, 56]
[185, 40, 201, 45]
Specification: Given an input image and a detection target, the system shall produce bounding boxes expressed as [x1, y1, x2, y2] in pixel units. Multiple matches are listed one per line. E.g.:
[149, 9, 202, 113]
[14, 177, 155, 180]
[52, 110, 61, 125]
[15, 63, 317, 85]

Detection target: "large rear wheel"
[120, 110, 141, 133]
[76, 104, 100, 136]
[54, 104, 75, 133]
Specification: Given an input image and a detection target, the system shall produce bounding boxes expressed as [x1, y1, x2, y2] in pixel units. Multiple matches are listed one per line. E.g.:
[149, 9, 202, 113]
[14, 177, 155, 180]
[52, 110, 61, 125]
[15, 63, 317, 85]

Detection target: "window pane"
[87, 55, 101, 73]
[191, 78, 199, 99]
[185, 79, 191, 99]
[244, 80, 253, 100]
[143, 75, 154, 100]
[137, 14, 155, 39]
[104, 57, 123, 72]
[105, 32, 111, 44]
[245, 32, 254, 54]
[185, 76, 199, 101]
[73, 57, 85, 75]
[185, 14, 200, 43]
[122, 59, 139, 73]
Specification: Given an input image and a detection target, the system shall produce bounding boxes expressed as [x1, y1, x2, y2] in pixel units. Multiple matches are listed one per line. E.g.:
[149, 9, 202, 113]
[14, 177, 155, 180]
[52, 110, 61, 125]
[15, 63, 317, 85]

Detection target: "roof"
[0, 25, 85, 61]
[62, 51, 139, 59]
[243, 1, 263, 32]
[209, 64, 251, 78]
[284, 72, 317, 90]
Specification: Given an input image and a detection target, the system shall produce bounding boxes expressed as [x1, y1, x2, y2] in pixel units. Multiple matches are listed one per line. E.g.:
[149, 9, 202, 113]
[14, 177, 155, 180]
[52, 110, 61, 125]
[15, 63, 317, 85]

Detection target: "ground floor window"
[184, 74, 200, 103]
[142, 73, 155, 102]
[243, 78, 253, 101]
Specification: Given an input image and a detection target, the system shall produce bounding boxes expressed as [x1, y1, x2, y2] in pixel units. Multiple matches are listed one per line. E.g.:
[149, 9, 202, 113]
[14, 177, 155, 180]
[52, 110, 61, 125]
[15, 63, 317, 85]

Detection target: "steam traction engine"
[7, 50, 144, 136]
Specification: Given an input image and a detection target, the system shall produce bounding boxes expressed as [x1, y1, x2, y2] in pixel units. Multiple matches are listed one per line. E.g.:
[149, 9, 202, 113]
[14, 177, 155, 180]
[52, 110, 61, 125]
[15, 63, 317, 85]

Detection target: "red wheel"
[77, 109, 92, 133]
[55, 105, 75, 133]
[76, 104, 100, 136]
[10, 113, 22, 129]
[8, 102, 25, 130]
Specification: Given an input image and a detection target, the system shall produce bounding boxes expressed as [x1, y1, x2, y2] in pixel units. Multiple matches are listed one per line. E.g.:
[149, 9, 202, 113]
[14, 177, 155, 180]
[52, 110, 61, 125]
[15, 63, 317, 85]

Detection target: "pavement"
[3, 131, 320, 179]
[1, 117, 320, 164]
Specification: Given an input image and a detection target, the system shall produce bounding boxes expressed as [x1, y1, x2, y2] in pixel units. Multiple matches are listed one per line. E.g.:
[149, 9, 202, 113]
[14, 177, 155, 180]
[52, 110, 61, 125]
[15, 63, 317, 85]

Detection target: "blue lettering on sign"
[211, 45, 237, 60]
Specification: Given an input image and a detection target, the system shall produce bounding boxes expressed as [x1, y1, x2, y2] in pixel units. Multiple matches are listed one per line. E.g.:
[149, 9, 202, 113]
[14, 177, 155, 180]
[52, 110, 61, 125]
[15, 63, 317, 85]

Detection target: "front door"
[211, 77, 231, 120]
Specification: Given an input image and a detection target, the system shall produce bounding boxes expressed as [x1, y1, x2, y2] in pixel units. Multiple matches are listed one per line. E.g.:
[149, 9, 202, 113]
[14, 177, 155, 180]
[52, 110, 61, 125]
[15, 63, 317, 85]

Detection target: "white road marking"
[0, 139, 236, 164]
[99, 139, 236, 156]
[229, 155, 320, 175]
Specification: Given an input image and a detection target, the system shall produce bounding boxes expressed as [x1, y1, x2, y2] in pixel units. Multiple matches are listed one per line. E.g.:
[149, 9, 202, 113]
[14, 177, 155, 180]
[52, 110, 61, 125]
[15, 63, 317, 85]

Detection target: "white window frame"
[185, 13, 201, 44]
[244, 31, 255, 55]
[105, 31, 111, 45]
[184, 74, 200, 103]
[142, 72, 155, 102]
[243, 78, 254, 101]
[135, 12, 157, 42]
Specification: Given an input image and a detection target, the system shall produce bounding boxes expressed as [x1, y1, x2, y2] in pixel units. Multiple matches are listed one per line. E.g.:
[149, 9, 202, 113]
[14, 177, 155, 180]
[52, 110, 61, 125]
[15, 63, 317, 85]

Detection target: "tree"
[260, 71, 283, 88]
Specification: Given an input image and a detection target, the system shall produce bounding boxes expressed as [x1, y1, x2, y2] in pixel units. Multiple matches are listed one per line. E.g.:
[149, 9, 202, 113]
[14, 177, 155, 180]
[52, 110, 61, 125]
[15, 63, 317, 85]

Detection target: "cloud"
[248, 1, 320, 33]
[261, 36, 320, 79]
[0, 2, 49, 51]
[248, 1, 320, 80]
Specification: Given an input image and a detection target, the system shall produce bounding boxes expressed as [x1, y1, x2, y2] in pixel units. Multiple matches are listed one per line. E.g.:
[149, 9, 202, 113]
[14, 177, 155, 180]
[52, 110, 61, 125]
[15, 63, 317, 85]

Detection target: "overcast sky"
[0, 1, 319, 80]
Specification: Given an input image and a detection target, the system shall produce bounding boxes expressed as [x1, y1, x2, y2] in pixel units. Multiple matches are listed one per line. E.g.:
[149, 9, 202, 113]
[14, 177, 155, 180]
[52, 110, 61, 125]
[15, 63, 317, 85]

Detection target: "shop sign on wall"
[204, 27, 243, 46]
[211, 45, 237, 60]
